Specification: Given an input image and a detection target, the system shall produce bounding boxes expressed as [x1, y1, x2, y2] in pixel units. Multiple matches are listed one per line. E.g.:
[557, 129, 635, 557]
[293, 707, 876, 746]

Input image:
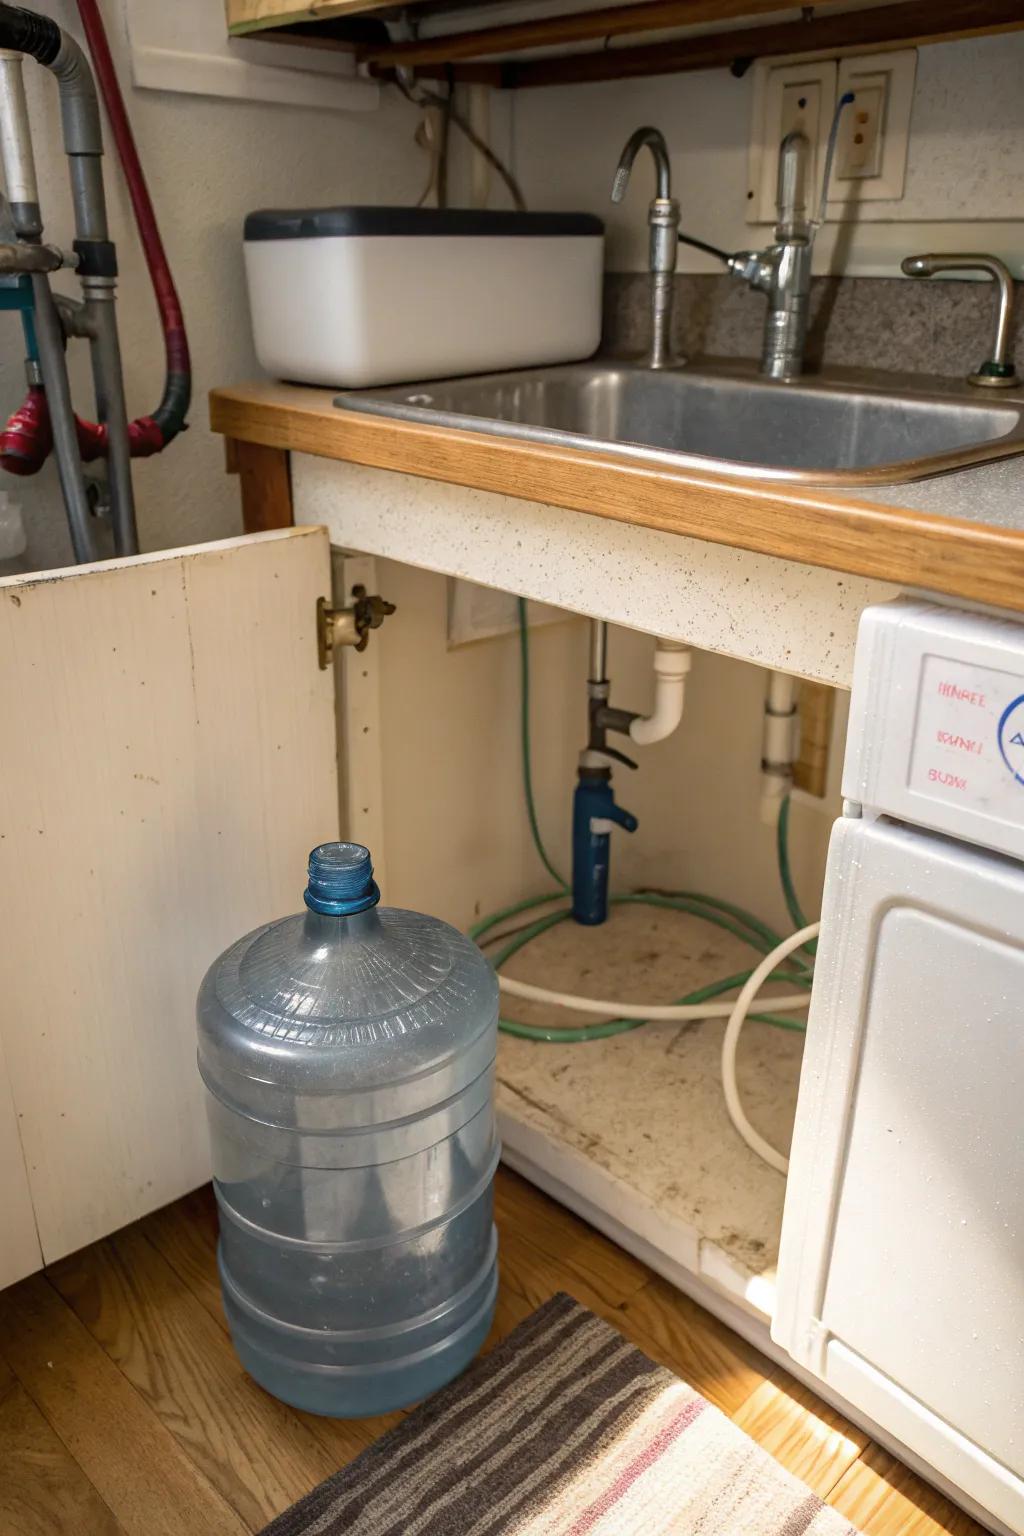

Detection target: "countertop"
[209, 379, 1024, 614]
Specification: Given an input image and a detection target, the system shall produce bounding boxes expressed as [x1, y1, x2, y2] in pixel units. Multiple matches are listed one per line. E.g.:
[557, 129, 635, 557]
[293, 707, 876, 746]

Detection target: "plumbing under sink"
[336, 359, 1024, 488]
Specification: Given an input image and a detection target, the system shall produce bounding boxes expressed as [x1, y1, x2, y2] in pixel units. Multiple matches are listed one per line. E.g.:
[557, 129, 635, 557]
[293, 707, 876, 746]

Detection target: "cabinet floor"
[0, 1168, 984, 1536]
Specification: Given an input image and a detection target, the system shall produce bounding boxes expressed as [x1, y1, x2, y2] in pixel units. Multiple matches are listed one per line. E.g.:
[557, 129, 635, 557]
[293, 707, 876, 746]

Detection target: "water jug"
[197, 841, 500, 1416]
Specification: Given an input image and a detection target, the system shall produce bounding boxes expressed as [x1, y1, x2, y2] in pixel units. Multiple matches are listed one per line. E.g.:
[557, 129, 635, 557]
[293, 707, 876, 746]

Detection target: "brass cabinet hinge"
[317, 585, 396, 669]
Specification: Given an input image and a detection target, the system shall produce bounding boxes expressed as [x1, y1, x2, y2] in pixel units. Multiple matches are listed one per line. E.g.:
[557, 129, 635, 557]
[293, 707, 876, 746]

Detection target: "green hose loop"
[517, 597, 569, 892]
[777, 794, 818, 957]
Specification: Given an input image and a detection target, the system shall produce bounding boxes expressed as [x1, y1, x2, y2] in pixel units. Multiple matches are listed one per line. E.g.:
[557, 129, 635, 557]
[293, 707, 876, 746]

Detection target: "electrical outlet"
[831, 50, 917, 202]
[836, 85, 884, 179]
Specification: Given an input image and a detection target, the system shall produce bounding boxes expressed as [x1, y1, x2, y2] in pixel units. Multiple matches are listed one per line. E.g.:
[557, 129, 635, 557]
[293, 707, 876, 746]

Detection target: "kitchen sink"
[336, 359, 1024, 487]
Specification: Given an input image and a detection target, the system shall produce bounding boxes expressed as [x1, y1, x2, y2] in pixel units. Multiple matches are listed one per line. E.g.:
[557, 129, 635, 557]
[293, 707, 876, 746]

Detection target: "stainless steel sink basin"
[336, 359, 1024, 487]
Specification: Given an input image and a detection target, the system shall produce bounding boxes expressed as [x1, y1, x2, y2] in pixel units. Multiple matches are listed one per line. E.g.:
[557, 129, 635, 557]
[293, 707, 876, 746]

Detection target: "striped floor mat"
[260, 1293, 859, 1536]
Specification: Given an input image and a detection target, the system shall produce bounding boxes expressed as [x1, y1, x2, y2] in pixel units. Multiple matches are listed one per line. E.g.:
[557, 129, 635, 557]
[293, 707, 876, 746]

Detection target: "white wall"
[507, 33, 1024, 277]
[0, 0, 421, 572]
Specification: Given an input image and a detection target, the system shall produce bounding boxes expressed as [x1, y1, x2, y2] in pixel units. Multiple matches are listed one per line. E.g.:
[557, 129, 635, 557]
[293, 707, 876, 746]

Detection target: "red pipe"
[0, 384, 51, 474]
[75, 0, 191, 408]
[0, 0, 190, 479]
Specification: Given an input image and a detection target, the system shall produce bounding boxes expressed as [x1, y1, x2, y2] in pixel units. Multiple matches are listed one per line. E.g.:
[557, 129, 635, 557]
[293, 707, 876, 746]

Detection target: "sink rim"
[335, 357, 1024, 489]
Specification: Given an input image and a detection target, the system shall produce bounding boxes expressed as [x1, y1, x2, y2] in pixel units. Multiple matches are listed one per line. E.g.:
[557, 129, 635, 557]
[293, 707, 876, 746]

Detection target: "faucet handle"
[810, 90, 855, 233]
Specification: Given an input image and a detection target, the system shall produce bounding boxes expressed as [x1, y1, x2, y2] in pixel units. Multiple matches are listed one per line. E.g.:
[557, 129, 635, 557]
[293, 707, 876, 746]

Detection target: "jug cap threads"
[305, 842, 380, 915]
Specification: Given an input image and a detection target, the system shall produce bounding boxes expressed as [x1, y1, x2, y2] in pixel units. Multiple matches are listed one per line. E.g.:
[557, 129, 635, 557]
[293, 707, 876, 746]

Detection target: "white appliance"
[243, 205, 605, 389]
[774, 598, 1024, 1536]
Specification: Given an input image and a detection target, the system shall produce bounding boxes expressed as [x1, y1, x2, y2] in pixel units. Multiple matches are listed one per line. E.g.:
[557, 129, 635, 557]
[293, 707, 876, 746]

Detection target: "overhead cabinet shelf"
[225, 0, 1024, 87]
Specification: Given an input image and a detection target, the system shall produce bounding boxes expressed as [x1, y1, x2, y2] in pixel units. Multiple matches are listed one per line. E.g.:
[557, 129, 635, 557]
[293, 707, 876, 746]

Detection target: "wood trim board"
[210, 381, 1024, 615]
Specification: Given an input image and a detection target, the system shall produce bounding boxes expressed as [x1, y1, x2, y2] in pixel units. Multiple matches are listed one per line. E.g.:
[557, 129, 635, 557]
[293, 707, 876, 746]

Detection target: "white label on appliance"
[909, 653, 1024, 821]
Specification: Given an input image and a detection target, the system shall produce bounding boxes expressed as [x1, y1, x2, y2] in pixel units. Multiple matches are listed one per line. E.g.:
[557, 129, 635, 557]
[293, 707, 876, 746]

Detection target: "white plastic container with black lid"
[243, 204, 605, 389]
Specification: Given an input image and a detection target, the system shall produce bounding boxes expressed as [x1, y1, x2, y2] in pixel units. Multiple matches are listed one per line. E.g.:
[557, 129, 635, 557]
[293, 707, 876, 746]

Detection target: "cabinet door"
[0, 527, 338, 1270]
[773, 815, 1024, 1536]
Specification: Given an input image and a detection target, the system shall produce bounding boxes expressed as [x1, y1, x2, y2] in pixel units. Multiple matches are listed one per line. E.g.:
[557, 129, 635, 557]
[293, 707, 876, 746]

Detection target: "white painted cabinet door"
[0, 528, 339, 1278]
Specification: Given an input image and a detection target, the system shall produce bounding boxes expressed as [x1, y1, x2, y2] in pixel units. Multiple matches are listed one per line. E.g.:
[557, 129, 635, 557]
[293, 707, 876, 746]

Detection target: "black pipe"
[0, 3, 61, 65]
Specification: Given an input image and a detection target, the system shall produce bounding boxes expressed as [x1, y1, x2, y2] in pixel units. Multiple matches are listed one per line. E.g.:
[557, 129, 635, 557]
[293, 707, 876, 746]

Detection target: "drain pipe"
[761, 669, 799, 823]
[629, 638, 691, 746]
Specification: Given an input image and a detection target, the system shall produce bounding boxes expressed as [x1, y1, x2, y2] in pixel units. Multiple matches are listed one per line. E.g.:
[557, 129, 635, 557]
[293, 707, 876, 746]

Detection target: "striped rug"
[260, 1294, 859, 1536]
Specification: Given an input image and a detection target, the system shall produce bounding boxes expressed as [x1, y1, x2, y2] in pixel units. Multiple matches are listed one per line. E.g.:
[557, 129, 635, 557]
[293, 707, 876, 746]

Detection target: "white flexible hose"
[720, 922, 821, 1176]
[497, 973, 810, 1021]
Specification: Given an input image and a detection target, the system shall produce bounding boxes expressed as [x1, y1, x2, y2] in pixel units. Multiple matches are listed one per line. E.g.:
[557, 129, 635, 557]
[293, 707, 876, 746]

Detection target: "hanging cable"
[394, 75, 527, 212]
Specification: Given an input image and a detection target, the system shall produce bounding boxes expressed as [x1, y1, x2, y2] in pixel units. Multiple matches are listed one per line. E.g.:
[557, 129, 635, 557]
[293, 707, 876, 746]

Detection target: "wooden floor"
[0, 1168, 987, 1536]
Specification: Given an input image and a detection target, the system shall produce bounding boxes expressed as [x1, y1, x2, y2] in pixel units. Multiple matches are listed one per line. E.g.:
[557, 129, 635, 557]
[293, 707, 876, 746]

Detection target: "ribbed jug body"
[197, 843, 499, 1416]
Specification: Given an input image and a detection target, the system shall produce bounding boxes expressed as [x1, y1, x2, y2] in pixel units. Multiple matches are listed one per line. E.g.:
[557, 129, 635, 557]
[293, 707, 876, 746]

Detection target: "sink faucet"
[900, 253, 1019, 388]
[611, 127, 680, 370]
[727, 93, 853, 381]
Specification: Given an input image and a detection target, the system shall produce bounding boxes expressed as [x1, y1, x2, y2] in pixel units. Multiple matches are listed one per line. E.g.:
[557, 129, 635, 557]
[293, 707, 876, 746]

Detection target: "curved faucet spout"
[611, 126, 672, 203]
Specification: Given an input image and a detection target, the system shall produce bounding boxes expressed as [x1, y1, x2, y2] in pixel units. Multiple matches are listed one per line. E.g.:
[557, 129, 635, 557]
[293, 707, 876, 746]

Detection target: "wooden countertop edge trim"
[209, 384, 1024, 613]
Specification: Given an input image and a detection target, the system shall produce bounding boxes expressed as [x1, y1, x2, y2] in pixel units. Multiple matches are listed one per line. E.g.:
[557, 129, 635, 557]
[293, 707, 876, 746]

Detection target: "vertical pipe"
[31, 271, 97, 563]
[588, 618, 608, 684]
[86, 282, 137, 555]
[0, 49, 40, 238]
[48, 36, 138, 555]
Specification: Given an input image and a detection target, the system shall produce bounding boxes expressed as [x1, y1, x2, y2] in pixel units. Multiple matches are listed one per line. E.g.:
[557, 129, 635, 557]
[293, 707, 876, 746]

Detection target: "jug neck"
[302, 907, 383, 943]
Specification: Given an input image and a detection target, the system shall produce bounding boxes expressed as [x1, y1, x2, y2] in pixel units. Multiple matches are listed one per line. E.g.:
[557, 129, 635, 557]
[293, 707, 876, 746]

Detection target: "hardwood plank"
[226, 0, 416, 37]
[503, 0, 1024, 88]
[828, 1444, 989, 1535]
[0, 1276, 247, 1536]
[47, 1229, 351, 1532]
[731, 1371, 865, 1497]
[138, 1186, 225, 1329]
[616, 1274, 771, 1416]
[231, 439, 294, 532]
[208, 382, 1024, 615]
[362, 0, 792, 68]
[0, 1358, 125, 1536]
[494, 1168, 652, 1307]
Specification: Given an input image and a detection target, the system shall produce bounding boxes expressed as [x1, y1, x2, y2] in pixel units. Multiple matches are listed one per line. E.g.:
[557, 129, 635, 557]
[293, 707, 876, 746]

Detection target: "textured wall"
[0, 0, 420, 573]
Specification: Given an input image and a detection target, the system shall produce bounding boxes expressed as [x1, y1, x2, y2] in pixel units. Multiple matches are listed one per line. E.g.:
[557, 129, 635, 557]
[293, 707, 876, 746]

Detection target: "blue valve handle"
[572, 773, 638, 926]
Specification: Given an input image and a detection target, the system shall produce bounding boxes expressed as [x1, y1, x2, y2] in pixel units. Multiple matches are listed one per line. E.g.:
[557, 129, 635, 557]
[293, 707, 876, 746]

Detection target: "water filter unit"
[198, 842, 500, 1417]
[774, 599, 1024, 1536]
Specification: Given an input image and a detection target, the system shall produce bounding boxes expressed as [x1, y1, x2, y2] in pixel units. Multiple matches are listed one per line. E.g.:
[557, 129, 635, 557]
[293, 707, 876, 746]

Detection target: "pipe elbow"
[629, 639, 690, 746]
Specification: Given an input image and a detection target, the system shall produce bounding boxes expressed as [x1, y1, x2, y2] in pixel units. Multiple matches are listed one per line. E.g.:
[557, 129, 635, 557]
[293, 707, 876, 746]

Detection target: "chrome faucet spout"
[612, 126, 672, 204]
[611, 125, 680, 370]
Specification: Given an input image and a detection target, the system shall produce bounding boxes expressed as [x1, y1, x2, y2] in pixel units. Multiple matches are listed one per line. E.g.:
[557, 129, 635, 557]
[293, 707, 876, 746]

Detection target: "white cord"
[720, 922, 821, 1176]
[497, 974, 810, 1021]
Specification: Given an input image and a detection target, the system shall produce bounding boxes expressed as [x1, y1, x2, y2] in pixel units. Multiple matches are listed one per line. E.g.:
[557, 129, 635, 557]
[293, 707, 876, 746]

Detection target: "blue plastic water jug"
[197, 841, 499, 1416]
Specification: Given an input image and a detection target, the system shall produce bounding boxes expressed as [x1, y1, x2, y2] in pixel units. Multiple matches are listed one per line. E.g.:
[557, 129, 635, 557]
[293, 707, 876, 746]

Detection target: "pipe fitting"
[760, 669, 799, 824]
[629, 638, 691, 746]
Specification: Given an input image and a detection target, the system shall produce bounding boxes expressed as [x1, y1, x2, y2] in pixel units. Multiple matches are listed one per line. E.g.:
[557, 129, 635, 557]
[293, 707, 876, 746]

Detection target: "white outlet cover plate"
[447, 580, 569, 648]
[830, 50, 917, 205]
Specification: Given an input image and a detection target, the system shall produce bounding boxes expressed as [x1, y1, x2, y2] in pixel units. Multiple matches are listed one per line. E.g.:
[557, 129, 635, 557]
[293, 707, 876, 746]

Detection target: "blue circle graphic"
[997, 693, 1024, 785]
